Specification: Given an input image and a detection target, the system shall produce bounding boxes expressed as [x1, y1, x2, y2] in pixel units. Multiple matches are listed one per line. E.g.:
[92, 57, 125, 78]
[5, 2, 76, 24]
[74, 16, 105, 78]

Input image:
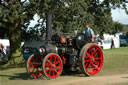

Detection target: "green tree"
[112, 22, 125, 34]
[0, 0, 41, 65]
[41, 0, 127, 35]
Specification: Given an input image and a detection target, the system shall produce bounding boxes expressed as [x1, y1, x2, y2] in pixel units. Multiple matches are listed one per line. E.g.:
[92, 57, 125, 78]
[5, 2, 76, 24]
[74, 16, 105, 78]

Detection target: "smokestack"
[46, 13, 52, 41]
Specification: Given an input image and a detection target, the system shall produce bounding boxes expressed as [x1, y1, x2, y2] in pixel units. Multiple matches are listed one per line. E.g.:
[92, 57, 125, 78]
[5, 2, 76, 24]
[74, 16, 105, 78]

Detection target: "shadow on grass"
[61, 70, 88, 77]
[0, 62, 26, 71]
[0, 73, 32, 80]
[0, 66, 26, 71]
[0, 70, 87, 81]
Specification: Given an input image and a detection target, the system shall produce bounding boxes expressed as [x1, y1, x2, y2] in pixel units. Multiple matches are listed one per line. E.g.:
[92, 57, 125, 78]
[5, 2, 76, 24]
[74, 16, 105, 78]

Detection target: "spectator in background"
[0, 43, 6, 54]
[0, 43, 6, 59]
[111, 38, 114, 49]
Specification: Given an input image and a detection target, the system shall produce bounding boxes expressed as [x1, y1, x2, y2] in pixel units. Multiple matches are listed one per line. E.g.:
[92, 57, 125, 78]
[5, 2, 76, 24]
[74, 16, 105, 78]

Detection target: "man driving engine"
[83, 24, 95, 42]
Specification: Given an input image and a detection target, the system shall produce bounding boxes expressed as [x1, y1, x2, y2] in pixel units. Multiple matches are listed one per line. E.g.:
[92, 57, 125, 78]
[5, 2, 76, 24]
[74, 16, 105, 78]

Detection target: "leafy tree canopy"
[0, 0, 127, 65]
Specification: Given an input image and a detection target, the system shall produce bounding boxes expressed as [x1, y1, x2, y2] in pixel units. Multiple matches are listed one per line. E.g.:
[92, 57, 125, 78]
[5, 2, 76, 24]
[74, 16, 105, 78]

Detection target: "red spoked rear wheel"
[80, 43, 103, 76]
[27, 54, 43, 78]
[42, 53, 63, 79]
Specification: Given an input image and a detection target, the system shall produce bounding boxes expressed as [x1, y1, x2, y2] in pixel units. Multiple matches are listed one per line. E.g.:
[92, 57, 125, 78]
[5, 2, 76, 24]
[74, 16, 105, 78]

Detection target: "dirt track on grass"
[2, 74, 128, 85]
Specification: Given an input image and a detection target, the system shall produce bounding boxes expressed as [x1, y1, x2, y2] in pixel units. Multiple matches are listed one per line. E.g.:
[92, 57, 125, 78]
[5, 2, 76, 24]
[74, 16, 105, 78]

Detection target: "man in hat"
[83, 24, 95, 42]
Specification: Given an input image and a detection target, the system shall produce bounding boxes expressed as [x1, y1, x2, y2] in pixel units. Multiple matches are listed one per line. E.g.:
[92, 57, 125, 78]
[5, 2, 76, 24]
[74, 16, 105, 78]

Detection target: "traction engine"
[26, 14, 104, 79]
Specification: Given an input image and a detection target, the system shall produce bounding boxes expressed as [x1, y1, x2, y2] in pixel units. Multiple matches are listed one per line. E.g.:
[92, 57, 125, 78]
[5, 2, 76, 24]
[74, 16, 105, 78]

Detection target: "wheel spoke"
[36, 68, 43, 76]
[90, 64, 93, 72]
[35, 68, 39, 74]
[36, 68, 40, 73]
[93, 64, 100, 71]
[47, 60, 52, 65]
[45, 64, 51, 67]
[48, 69, 52, 75]
[84, 62, 88, 68]
[46, 67, 52, 72]
[93, 52, 98, 58]
[87, 62, 91, 69]
[92, 48, 98, 56]
[86, 52, 91, 57]
[29, 66, 34, 69]
[89, 48, 92, 55]
[86, 63, 91, 73]
[54, 69, 58, 75]
[54, 57, 57, 64]
[34, 57, 37, 62]
[90, 48, 93, 55]
[54, 61, 59, 65]
[55, 66, 60, 69]
[84, 60, 90, 62]
[50, 56, 53, 63]
[95, 57, 102, 60]
[95, 61, 99, 65]
[31, 68, 35, 73]
[29, 62, 34, 65]
[84, 55, 89, 59]
[91, 63, 95, 72]
[53, 69, 55, 76]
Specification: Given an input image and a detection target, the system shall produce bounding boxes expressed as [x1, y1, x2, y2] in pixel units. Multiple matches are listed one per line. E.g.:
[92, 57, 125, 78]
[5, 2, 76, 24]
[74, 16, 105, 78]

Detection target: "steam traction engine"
[26, 14, 104, 79]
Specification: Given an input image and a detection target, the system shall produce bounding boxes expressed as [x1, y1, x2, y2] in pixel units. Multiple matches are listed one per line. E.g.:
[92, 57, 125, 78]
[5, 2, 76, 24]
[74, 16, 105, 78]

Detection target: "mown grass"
[99, 47, 128, 76]
[0, 67, 27, 84]
[0, 47, 128, 83]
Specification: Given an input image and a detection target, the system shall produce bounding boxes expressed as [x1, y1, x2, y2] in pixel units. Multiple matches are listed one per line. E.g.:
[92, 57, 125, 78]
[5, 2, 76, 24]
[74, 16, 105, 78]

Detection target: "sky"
[111, 8, 128, 24]
[29, 14, 39, 27]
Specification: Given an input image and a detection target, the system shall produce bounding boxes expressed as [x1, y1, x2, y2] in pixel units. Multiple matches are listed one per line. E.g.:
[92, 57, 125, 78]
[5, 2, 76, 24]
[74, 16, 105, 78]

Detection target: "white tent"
[0, 39, 10, 47]
[100, 34, 120, 49]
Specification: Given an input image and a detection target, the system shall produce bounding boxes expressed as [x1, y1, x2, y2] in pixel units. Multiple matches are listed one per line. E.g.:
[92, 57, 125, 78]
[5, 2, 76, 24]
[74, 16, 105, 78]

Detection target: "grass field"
[0, 47, 128, 84]
[99, 47, 128, 76]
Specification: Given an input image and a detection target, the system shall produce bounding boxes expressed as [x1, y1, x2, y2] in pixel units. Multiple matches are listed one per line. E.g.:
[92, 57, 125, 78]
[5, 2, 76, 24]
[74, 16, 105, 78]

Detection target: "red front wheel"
[42, 53, 63, 79]
[80, 43, 104, 76]
[26, 54, 43, 78]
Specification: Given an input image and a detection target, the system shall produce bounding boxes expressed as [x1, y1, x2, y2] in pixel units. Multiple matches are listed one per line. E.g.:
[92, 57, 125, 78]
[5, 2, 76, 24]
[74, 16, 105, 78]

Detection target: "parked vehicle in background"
[119, 35, 128, 47]
[120, 39, 127, 46]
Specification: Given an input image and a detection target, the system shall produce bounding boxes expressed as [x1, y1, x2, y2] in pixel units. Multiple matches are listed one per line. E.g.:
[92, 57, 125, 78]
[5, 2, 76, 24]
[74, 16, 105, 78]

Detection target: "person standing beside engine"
[83, 24, 95, 42]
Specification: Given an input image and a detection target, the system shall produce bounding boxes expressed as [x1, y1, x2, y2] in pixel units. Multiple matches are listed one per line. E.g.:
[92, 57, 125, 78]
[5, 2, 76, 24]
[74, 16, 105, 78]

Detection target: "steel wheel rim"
[28, 55, 43, 78]
[44, 54, 62, 79]
[84, 45, 103, 75]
